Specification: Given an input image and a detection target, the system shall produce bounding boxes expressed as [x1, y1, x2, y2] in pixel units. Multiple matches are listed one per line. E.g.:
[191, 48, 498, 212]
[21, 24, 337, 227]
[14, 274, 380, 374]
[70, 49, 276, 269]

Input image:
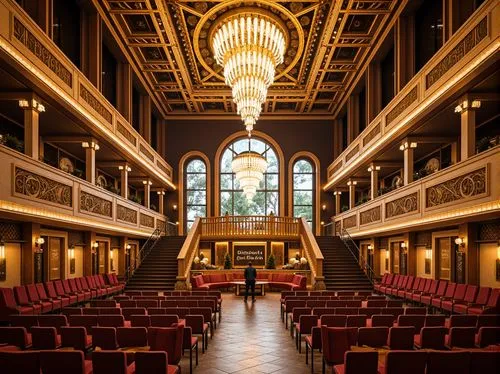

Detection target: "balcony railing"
[332, 146, 500, 237]
[0, 144, 170, 237]
[326, 1, 498, 188]
[0, 0, 174, 188]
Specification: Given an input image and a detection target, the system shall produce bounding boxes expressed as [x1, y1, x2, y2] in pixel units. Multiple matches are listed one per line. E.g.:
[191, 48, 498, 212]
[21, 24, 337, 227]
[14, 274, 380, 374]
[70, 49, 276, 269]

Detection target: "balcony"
[325, 1, 498, 189]
[0, 144, 169, 237]
[0, 0, 174, 189]
[333, 147, 500, 238]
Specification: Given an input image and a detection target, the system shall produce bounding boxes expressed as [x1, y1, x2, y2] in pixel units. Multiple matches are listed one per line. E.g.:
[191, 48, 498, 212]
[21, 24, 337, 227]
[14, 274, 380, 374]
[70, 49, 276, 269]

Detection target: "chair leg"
[306, 343, 308, 364]
[189, 345, 193, 374]
[195, 342, 199, 365]
[322, 358, 325, 374]
[201, 335, 205, 354]
[311, 348, 314, 374]
[298, 334, 301, 353]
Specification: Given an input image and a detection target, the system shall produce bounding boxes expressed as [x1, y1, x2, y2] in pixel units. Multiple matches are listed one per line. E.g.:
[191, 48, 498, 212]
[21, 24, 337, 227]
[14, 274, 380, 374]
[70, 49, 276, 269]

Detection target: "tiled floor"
[179, 292, 322, 374]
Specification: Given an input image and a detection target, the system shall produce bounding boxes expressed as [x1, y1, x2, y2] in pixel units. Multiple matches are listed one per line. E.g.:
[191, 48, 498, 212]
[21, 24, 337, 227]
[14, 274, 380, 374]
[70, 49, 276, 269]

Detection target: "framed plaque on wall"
[233, 242, 266, 268]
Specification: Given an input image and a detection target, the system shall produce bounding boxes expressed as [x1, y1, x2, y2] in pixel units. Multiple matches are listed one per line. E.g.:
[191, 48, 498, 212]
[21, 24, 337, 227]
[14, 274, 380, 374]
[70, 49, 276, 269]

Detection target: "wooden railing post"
[299, 217, 326, 290]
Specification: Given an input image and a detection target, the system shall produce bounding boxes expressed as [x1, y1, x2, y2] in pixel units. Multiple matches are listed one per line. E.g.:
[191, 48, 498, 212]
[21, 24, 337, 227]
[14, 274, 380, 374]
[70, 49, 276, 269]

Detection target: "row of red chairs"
[375, 274, 499, 314]
[0, 340, 180, 374]
[329, 349, 498, 374]
[124, 290, 222, 298]
[0, 274, 124, 322]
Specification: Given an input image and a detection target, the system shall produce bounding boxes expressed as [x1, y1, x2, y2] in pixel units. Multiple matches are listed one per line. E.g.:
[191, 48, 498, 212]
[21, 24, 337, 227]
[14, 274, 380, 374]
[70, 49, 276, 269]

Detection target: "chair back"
[371, 314, 395, 327]
[0, 351, 40, 374]
[38, 315, 68, 333]
[419, 327, 447, 350]
[31, 326, 59, 350]
[147, 325, 184, 365]
[92, 327, 118, 350]
[357, 326, 389, 347]
[449, 314, 478, 328]
[320, 314, 346, 327]
[426, 351, 470, 374]
[92, 351, 129, 374]
[298, 315, 318, 334]
[321, 326, 358, 365]
[150, 314, 179, 327]
[448, 327, 476, 348]
[117, 327, 148, 348]
[40, 350, 87, 374]
[130, 315, 151, 328]
[397, 315, 425, 332]
[134, 351, 169, 374]
[0, 326, 31, 349]
[425, 314, 446, 327]
[385, 351, 427, 374]
[60, 326, 89, 351]
[97, 315, 125, 327]
[388, 326, 415, 350]
[476, 327, 500, 347]
[342, 351, 378, 374]
[470, 351, 499, 374]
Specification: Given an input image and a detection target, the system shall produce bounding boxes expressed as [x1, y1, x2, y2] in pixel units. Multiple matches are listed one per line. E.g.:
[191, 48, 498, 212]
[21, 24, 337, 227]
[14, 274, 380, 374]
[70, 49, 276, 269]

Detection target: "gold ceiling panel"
[96, 0, 403, 118]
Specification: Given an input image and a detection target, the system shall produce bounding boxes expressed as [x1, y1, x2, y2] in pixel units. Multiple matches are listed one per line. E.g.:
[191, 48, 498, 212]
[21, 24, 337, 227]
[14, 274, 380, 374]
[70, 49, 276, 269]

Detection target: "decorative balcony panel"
[385, 85, 418, 126]
[0, 145, 167, 237]
[79, 83, 113, 124]
[333, 147, 500, 238]
[363, 123, 381, 146]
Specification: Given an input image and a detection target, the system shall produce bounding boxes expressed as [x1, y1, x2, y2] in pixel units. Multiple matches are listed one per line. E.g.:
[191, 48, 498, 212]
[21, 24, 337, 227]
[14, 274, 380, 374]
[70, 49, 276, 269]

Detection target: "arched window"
[220, 137, 279, 215]
[293, 159, 315, 227]
[185, 159, 207, 230]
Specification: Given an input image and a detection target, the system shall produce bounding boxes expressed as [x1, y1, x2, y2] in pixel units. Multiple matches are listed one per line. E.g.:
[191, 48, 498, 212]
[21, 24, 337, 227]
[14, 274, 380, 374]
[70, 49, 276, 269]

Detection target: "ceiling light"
[212, 12, 286, 134]
[231, 151, 268, 201]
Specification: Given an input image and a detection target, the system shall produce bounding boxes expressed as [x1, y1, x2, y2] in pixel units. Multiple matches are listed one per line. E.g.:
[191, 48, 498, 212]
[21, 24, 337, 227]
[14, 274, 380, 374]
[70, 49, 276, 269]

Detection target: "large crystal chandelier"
[212, 11, 286, 134]
[231, 151, 268, 201]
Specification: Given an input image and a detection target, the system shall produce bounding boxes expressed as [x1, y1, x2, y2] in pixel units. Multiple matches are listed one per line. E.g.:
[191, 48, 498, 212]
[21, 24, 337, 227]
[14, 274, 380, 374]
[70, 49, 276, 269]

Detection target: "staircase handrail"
[125, 226, 164, 281]
[322, 221, 335, 236]
[339, 228, 376, 284]
[298, 217, 324, 287]
[165, 220, 179, 236]
[176, 217, 202, 287]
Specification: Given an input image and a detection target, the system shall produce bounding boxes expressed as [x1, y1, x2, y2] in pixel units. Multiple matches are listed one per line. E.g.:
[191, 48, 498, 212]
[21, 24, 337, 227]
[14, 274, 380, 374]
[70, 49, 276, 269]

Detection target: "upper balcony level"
[0, 0, 174, 190]
[325, 0, 499, 190]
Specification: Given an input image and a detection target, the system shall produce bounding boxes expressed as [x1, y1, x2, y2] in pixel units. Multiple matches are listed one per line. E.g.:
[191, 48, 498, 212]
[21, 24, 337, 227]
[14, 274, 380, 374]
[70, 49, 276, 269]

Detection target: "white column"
[456, 99, 480, 161]
[334, 190, 342, 215]
[82, 140, 99, 184]
[19, 99, 45, 159]
[368, 164, 380, 200]
[157, 190, 165, 215]
[347, 180, 357, 210]
[143, 180, 152, 209]
[400, 141, 417, 186]
[119, 164, 131, 199]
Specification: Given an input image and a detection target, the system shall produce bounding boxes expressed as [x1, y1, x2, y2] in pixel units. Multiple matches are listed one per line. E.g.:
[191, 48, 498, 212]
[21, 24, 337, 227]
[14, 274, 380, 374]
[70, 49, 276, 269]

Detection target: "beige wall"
[379, 249, 389, 275]
[0, 243, 21, 288]
[110, 249, 118, 274]
[67, 246, 83, 279]
[416, 246, 433, 279]
[479, 242, 500, 288]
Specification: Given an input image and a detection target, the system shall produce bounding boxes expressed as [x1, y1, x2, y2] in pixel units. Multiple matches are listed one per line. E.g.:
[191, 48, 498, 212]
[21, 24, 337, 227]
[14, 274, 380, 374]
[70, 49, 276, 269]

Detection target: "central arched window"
[220, 137, 279, 215]
[185, 159, 207, 230]
[293, 159, 314, 227]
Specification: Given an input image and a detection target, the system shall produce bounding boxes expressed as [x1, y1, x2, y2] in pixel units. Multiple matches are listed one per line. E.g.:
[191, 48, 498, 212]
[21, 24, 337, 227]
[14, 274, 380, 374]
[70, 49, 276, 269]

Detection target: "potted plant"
[266, 253, 276, 269]
[224, 252, 232, 269]
[0, 134, 24, 152]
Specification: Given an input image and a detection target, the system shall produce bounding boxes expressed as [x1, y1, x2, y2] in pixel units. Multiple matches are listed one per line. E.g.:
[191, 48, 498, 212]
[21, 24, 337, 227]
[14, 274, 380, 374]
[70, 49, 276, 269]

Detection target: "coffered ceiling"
[95, 0, 404, 119]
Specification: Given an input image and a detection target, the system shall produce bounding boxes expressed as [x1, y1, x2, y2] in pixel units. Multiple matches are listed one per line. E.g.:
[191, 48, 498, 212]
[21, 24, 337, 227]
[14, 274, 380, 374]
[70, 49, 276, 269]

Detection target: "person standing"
[244, 262, 257, 302]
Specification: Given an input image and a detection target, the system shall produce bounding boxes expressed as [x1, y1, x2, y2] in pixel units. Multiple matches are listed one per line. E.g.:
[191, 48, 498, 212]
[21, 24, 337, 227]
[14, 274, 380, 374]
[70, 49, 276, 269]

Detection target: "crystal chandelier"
[212, 12, 286, 134]
[231, 151, 268, 201]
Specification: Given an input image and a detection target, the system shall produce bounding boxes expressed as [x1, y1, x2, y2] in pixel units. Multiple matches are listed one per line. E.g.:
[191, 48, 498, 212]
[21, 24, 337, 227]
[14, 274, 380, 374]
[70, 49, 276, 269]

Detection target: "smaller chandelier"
[231, 151, 268, 201]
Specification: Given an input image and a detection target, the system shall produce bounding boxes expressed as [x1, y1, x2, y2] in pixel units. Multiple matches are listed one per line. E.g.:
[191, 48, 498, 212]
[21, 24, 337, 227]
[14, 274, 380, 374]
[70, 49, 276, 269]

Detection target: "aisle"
[180, 293, 322, 374]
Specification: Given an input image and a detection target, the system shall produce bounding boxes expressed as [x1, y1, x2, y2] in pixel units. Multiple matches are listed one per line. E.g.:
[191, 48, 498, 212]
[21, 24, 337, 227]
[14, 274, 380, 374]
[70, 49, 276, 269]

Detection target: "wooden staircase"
[315, 236, 373, 291]
[125, 236, 186, 291]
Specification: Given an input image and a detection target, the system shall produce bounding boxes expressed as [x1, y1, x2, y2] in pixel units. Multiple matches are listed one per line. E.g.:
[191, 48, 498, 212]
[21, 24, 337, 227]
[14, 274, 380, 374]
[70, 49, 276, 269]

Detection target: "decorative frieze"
[386, 86, 418, 126]
[363, 123, 381, 146]
[0, 222, 22, 241]
[117, 205, 137, 224]
[80, 84, 113, 123]
[426, 167, 486, 208]
[15, 167, 72, 207]
[140, 144, 154, 162]
[140, 213, 155, 228]
[345, 145, 359, 163]
[385, 192, 418, 218]
[80, 191, 112, 217]
[360, 206, 381, 225]
[117, 122, 137, 146]
[426, 18, 487, 88]
[156, 219, 166, 231]
[343, 215, 357, 229]
[13, 18, 73, 87]
[156, 162, 171, 177]
[329, 161, 343, 177]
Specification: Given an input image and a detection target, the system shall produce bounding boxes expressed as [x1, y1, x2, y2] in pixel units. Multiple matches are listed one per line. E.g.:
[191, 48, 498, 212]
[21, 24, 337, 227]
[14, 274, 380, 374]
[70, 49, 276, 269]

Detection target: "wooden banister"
[299, 217, 325, 290]
[175, 217, 202, 290]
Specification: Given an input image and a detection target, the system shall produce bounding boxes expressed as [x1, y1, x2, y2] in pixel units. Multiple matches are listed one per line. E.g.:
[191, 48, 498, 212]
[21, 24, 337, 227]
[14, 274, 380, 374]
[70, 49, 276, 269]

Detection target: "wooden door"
[437, 237, 451, 280]
[48, 237, 62, 280]
[98, 242, 106, 274]
[392, 242, 400, 274]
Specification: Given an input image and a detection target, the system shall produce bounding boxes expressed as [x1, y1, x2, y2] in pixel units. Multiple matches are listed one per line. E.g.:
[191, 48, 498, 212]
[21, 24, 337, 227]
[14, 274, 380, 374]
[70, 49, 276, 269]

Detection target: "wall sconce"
[175, 221, 179, 225]
[425, 249, 432, 260]
[68, 246, 75, 274]
[425, 248, 432, 275]
[0, 237, 6, 281]
[172, 204, 178, 211]
[91, 242, 99, 254]
[321, 204, 327, 211]
[110, 249, 115, 272]
[367, 244, 373, 255]
[320, 221, 325, 225]
[400, 242, 407, 254]
[455, 237, 466, 252]
[126, 244, 131, 251]
[35, 237, 45, 253]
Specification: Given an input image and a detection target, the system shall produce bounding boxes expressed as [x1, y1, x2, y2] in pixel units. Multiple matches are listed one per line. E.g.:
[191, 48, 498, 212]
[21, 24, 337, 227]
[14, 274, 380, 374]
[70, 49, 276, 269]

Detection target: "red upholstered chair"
[305, 326, 321, 374]
[0, 288, 34, 321]
[366, 300, 386, 307]
[397, 314, 425, 332]
[79, 277, 97, 299]
[391, 275, 409, 297]
[387, 326, 415, 350]
[134, 351, 179, 374]
[377, 273, 393, 294]
[9, 315, 38, 332]
[476, 327, 500, 348]
[296, 315, 318, 353]
[147, 325, 184, 367]
[397, 276, 415, 299]
[452, 285, 479, 314]
[345, 300, 362, 308]
[414, 326, 447, 350]
[333, 350, 378, 374]
[91, 300, 117, 308]
[38, 314, 68, 334]
[13, 286, 41, 315]
[25, 284, 52, 313]
[384, 307, 404, 320]
[117, 327, 148, 349]
[35, 283, 61, 312]
[357, 327, 388, 348]
[40, 349, 92, 374]
[321, 326, 358, 373]
[284, 300, 306, 326]
[190, 307, 216, 335]
[477, 314, 499, 328]
[83, 307, 100, 315]
[69, 315, 98, 335]
[346, 315, 366, 328]
[359, 307, 381, 319]
[307, 300, 327, 309]
[0, 327, 32, 349]
[327, 300, 347, 308]
[54, 280, 77, 305]
[185, 315, 208, 353]
[424, 314, 446, 327]
[151, 315, 179, 328]
[85, 276, 104, 298]
[374, 273, 388, 293]
[122, 307, 146, 321]
[470, 351, 500, 374]
[431, 282, 456, 310]
[60, 326, 92, 351]
[62, 279, 84, 304]
[455, 287, 490, 314]
[137, 300, 158, 309]
[0, 351, 40, 374]
[384, 275, 401, 296]
[290, 307, 311, 337]
[119, 300, 137, 308]
[92, 351, 134, 374]
[371, 314, 395, 327]
[61, 308, 81, 316]
[148, 307, 167, 315]
[75, 278, 93, 300]
[92, 327, 118, 350]
[411, 279, 432, 303]
[383, 351, 427, 374]
[468, 288, 499, 315]
[404, 307, 426, 315]
[442, 283, 467, 312]
[69, 278, 89, 302]
[421, 280, 447, 307]
[446, 327, 476, 348]
[97, 315, 126, 328]
[31, 326, 61, 350]
[334, 308, 358, 316]
[387, 300, 403, 307]
[426, 351, 470, 374]
[98, 307, 121, 315]
[320, 314, 346, 327]
[130, 315, 151, 328]
[182, 327, 198, 374]
[44, 282, 70, 308]
[447, 314, 478, 328]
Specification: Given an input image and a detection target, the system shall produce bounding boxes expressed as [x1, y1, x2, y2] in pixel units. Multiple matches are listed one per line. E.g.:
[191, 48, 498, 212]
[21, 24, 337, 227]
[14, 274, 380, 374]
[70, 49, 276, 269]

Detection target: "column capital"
[367, 164, 381, 172]
[156, 189, 166, 195]
[454, 97, 481, 114]
[333, 190, 342, 196]
[399, 140, 417, 151]
[118, 164, 131, 172]
[82, 139, 100, 151]
[347, 179, 357, 187]
[18, 98, 45, 113]
[142, 179, 153, 186]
